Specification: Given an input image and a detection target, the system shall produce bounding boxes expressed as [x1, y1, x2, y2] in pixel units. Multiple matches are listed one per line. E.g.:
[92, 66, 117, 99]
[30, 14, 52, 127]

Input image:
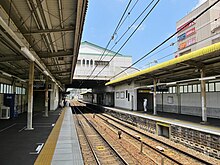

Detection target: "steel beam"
[37, 50, 73, 58]
[23, 27, 75, 35]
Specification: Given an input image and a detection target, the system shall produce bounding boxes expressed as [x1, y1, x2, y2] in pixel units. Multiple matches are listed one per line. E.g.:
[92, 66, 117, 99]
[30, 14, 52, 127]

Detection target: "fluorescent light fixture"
[198, 76, 216, 81]
[43, 70, 49, 76]
[2, 72, 12, 77]
[21, 47, 35, 61]
[166, 82, 176, 85]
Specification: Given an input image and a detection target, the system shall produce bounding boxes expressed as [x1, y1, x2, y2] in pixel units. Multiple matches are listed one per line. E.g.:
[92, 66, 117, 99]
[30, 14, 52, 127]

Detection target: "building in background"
[176, 0, 220, 57]
[74, 41, 136, 80]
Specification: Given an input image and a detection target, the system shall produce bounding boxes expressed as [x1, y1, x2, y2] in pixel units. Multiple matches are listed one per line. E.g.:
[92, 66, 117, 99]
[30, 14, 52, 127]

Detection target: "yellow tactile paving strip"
[34, 109, 65, 165]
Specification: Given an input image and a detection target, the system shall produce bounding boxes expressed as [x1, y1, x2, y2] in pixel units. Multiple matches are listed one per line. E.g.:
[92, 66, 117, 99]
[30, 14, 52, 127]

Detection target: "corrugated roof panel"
[106, 42, 220, 86]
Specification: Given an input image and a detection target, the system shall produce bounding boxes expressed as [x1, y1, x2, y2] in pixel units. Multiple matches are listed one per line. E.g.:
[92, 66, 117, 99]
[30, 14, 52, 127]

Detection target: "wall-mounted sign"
[177, 20, 195, 32]
[34, 81, 45, 90]
[177, 33, 186, 41]
[179, 37, 196, 50]
[186, 27, 196, 37]
[151, 85, 169, 92]
[177, 27, 196, 42]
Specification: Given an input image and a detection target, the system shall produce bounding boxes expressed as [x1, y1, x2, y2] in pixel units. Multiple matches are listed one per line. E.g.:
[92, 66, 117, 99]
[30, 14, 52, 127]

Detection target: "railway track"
[72, 107, 129, 165]
[81, 106, 218, 165]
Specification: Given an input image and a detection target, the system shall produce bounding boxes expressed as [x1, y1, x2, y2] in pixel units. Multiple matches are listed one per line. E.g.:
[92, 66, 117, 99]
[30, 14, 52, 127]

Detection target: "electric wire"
[87, 0, 155, 80]
[110, 0, 220, 80]
[86, 0, 133, 79]
[138, 14, 220, 70]
[91, 0, 160, 80]
[99, 0, 156, 62]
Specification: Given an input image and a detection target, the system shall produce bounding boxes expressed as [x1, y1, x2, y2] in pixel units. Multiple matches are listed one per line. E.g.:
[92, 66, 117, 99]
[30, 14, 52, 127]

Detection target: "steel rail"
[74, 106, 129, 165]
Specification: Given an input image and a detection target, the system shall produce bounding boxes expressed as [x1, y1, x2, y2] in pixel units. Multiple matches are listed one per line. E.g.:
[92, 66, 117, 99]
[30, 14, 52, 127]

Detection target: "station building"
[73, 41, 137, 106]
[176, 0, 220, 57]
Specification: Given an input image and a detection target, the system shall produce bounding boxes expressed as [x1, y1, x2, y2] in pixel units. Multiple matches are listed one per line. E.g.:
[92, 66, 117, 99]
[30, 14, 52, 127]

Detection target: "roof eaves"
[106, 42, 220, 86]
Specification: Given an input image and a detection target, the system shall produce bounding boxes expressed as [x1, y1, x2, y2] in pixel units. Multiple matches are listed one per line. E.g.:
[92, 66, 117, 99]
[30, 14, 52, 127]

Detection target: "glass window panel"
[120, 92, 125, 99]
[188, 85, 192, 92]
[184, 86, 188, 93]
[198, 84, 201, 92]
[216, 82, 220, 91]
[206, 83, 208, 92]
[9, 85, 11, 93]
[193, 84, 197, 92]
[209, 83, 215, 92]
[0, 84, 3, 93]
[180, 86, 183, 93]
[6, 85, 9, 93]
[169, 87, 172, 93]
[173, 87, 176, 93]
[4, 84, 7, 93]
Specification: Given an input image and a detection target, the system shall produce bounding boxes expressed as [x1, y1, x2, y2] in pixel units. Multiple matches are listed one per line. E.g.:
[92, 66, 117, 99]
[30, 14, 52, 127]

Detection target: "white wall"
[50, 83, 59, 110]
[114, 82, 136, 110]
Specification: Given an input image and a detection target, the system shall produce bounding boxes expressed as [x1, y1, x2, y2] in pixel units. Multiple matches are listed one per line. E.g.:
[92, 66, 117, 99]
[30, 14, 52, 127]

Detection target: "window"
[77, 60, 81, 64]
[184, 85, 188, 93]
[216, 82, 220, 91]
[206, 83, 208, 92]
[180, 86, 183, 93]
[198, 84, 201, 92]
[95, 61, 109, 66]
[116, 92, 119, 99]
[82, 59, 85, 65]
[0, 84, 3, 93]
[172, 87, 176, 93]
[188, 85, 192, 92]
[90, 59, 93, 66]
[193, 84, 197, 92]
[126, 90, 128, 98]
[86, 60, 89, 65]
[120, 91, 125, 99]
[169, 87, 172, 93]
[3, 84, 6, 93]
[209, 83, 215, 92]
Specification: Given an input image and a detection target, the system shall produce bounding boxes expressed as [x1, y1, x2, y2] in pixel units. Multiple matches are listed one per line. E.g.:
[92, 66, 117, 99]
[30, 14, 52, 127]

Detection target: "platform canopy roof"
[0, 0, 87, 88]
[106, 42, 220, 86]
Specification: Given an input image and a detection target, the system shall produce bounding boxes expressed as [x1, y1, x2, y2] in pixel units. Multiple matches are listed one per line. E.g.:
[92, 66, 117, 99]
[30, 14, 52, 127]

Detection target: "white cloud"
[192, 0, 207, 10]
[131, 24, 145, 31]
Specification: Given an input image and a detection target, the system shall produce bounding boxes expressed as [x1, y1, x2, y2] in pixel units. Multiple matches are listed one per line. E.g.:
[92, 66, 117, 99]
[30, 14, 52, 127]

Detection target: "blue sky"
[82, 0, 206, 69]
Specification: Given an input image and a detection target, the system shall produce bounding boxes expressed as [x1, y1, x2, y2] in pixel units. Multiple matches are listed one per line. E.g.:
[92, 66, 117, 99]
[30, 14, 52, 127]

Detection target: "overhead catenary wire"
[138, 14, 220, 70]
[110, 0, 220, 80]
[87, 0, 155, 80]
[86, 0, 134, 80]
[99, 0, 156, 62]
[91, 0, 160, 80]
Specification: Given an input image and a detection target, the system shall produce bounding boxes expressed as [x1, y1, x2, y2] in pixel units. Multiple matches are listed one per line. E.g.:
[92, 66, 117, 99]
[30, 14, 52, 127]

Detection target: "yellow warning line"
[34, 109, 65, 165]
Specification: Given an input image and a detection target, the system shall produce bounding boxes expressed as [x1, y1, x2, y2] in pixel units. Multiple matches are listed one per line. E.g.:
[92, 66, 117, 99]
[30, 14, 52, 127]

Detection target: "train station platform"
[0, 109, 61, 165]
[35, 107, 83, 165]
[0, 105, 84, 165]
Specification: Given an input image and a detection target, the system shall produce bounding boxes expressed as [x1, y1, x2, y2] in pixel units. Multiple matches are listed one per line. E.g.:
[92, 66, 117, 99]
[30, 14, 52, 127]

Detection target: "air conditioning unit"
[0, 106, 10, 119]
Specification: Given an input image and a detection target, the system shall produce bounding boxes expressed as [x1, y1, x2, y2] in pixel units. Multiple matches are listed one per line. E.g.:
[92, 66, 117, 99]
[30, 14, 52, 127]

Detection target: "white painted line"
[18, 126, 26, 132]
[0, 123, 16, 133]
[29, 143, 44, 155]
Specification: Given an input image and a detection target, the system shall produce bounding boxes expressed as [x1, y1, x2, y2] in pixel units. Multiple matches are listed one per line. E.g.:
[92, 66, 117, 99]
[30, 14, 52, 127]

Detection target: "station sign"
[138, 89, 151, 93]
[34, 81, 45, 90]
[151, 85, 169, 92]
